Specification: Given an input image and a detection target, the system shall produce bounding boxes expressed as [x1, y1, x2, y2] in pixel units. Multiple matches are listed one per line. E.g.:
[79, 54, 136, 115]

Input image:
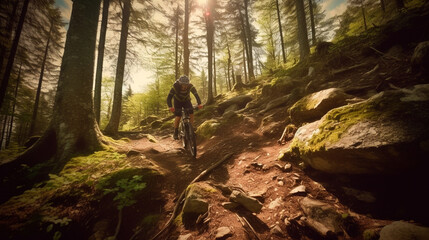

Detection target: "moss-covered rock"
[196, 119, 220, 139]
[282, 84, 429, 174]
[289, 88, 355, 125]
[150, 120, 163, 129]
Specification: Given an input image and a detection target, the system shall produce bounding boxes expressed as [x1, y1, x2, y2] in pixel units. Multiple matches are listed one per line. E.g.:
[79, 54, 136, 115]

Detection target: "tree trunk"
[0, 104, 10, 149]
[227, 43, 232, 91]
[104, 0, 131, 136]
[6, 63, 22, 148]
[308, 0, 316, 45]
[0, 0, 104, 204]
[295, 0, 310, 61]
[183, 0, 190, 76]
[0, 0, 19, 79]
[239, 11, 248, 84]
[94, 0, 110, 124]
[205, 1, 214, 105]
[0, 0, 30, 110]
[276, 0, 286, 63]
[213, 49, 217, 96]
[175, 5, 180, 80]
[242, 43, 248, 83]
[29, 22, 53, 136]
[243, 0, 254, 80]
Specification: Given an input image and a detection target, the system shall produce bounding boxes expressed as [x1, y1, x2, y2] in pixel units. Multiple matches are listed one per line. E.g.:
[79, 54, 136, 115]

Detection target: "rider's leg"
[174, 116, 181, 128]
[173, 116, 181, 140]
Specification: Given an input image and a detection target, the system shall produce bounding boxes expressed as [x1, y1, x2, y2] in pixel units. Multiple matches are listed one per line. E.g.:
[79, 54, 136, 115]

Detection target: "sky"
[54, 0, 348, 93]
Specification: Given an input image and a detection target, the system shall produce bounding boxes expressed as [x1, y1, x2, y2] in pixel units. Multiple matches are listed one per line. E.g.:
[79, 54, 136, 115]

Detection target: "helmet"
[178, 75, 190, 85]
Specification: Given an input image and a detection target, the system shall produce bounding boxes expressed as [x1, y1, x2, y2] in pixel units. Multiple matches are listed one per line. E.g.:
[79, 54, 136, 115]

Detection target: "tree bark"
[213, 48, 217, 96]
[295, 0, 310, 61]
[308, 0, 316, 45]
[238, 10, 248, 84]
[175, 5, 180, 81]
[94, 0, 110, 124]
[205, 0, 214, 105]
[0, 0, 30, 110]
[227, 43, 232, 91]
[243, 0, 254, 80]
[276, 0, 286, 63]
[0, 0, 19, 79]
[380, 0, 386, 12]
[183, 0, 190, 76]
[104, 0, 131, 136]
[6, 63, 22, 147]
[242, 43, 248, 83]
[29, 22, 53, 136]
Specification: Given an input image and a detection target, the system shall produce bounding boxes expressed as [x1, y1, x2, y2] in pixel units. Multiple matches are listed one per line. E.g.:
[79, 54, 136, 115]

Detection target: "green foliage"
[103, 175, 147, 210]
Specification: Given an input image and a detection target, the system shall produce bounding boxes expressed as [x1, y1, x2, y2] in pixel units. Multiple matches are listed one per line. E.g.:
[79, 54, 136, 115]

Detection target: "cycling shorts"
[173, 99, 193, 117]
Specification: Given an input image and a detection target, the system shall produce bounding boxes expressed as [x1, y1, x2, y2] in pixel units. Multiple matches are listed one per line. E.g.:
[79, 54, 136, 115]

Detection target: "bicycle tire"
[186, 123, 197, 158]
[180, 122, 187, 148]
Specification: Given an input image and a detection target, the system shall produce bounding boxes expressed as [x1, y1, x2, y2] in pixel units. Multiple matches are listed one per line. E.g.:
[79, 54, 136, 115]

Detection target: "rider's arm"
[190, 86, 202, 105]
[167, 88, 175, 107]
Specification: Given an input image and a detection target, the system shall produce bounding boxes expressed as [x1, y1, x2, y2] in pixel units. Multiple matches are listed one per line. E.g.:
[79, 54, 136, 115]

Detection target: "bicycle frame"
[179, 107, 197, 158]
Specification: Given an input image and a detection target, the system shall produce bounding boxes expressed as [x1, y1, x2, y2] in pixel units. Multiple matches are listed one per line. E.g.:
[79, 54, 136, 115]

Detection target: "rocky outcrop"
[289, 88, 356, 125]
[217, 95, 253, 114]
[379, 221, 429, 240]
[196, 119, 220, 139]
[280, 84, 429, 175]
[299, 197, 344, 237]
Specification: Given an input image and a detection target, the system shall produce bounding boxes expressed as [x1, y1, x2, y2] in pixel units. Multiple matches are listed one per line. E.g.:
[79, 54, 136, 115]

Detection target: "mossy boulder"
[281, 84, 429, 175]
[289, 88, 355, 125]
[196, 120, 220, 139]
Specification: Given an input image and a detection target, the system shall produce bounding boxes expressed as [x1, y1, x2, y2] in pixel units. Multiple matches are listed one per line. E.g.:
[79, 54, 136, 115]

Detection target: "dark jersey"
[167, 81, 201, 107]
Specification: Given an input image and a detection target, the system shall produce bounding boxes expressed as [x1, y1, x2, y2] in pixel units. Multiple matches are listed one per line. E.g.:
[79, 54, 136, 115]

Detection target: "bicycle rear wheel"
[186, 123, 197, 158]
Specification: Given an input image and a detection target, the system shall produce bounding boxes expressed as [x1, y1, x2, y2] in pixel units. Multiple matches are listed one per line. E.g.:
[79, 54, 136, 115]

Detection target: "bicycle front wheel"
[186, 123, 197, 158]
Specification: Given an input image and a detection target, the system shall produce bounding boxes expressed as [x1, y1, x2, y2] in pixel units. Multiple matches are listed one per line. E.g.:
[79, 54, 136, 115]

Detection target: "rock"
[222, 110, 238, 120]
[277, 181, 284, 186]
[221, 202, 239, 210]
[380, 221, 429, 240]
[260, 122, 284, 138]
[230, 190, 263, 213]
[150, 120, 163, 129]
[196, 120, 220, 139]
[270, 225, 284, 236]
[284, 163, 292, 172]
[411, 41, 429, 75]
[289, 88, 354, 125]
[342, 187, 376, 203]
[182, 183, 215, 215]
[268, 197, 283, 209]
[289, 185, 306, 195]
[263, 94, 291, 113]
[285, 84, 429, 175]
[218, 95, 253, 114]
[299, 197, 343, 236]
[223, 104, 239, 115]
[177, 233, 192, 240]
[261, 77, 300, 99]
[215, 227, 233, 239]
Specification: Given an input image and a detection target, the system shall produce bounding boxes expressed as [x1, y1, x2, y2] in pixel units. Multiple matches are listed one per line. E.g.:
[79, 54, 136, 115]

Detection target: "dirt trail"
[123, 112, 392, 240]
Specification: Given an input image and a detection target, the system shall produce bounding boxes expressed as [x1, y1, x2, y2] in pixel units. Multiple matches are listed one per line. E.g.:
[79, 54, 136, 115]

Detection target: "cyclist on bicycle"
[167, 75, 203, 140]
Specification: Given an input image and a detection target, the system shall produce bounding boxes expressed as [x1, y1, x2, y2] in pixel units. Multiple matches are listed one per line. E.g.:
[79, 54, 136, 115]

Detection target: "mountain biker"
[167, 75, 203, 140]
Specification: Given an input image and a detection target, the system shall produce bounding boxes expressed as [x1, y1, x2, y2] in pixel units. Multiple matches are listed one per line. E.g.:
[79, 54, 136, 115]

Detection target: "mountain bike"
[179, 107, 197, 158]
